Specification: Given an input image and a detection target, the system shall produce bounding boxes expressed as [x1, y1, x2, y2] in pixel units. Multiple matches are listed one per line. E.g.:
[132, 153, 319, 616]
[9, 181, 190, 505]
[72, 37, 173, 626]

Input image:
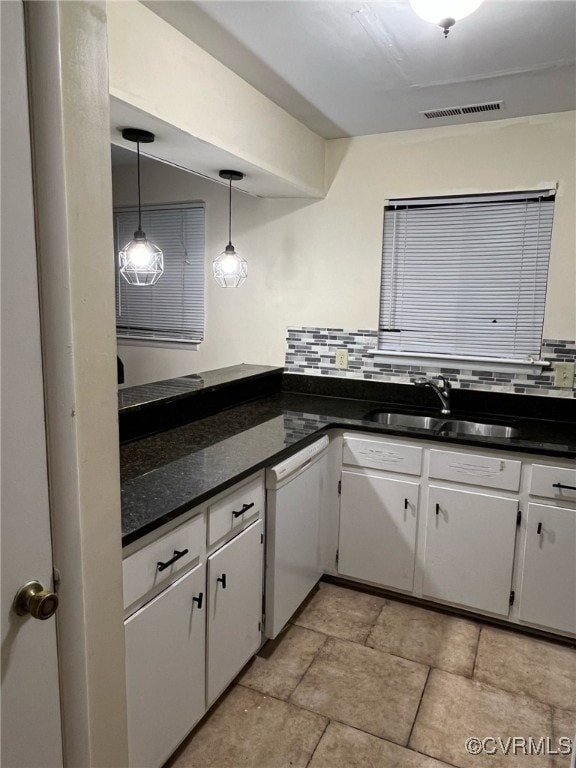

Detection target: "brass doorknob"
[13, 580, 59, 620]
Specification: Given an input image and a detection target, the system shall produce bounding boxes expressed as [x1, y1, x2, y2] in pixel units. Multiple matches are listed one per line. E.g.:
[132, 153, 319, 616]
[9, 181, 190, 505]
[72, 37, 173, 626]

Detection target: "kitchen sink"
[364, 411, 519, 439]
[436, 420, 519, 439]
[366, 412, 443, 430]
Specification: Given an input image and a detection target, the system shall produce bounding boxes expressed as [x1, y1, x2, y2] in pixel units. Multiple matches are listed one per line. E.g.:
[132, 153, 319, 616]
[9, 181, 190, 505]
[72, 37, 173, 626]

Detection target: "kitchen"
[2, 1, 575, 767]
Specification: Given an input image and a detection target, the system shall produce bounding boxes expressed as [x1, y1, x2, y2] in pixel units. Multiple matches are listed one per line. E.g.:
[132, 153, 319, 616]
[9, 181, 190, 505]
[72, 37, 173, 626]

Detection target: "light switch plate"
[553, 362, 575, 388]
[335, 348, 348, 369]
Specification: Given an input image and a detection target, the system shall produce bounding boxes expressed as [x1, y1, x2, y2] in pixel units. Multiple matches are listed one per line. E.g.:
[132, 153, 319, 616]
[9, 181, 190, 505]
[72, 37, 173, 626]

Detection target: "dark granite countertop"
[121, 383, 576, 547]
[118, 363, 281, 413]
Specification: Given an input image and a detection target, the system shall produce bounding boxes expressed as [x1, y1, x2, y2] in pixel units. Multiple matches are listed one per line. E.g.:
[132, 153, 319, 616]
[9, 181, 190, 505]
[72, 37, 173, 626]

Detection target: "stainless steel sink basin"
[436, 420, 519, 439]
[364, 411, 519, 439]
[366, 412, 442, 430]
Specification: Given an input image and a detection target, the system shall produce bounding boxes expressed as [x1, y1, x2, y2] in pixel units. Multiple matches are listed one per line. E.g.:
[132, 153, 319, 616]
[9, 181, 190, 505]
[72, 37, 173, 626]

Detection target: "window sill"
[372, 350, 550, 375]
[117, 337, 200, 352]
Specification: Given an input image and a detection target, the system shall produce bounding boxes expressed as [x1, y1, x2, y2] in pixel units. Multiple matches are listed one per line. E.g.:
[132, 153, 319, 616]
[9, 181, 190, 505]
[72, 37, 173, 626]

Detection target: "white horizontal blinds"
[379, 191, 555, 360]
[115, 203, 205, 343]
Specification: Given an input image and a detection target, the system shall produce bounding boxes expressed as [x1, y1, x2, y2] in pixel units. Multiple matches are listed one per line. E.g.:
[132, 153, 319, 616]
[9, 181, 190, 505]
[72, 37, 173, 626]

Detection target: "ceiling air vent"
[421, 101, 504, 120]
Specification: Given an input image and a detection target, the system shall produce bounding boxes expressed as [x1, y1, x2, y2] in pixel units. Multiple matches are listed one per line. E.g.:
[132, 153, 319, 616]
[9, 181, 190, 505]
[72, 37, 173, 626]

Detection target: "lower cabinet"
[338, 470, 419, 591]
[207, 519, 264, 705]
[518, 503, 576, 635]
[125, 564, 206, 768]
[123, 473, 266, 768]
[423, 485, 518, 616]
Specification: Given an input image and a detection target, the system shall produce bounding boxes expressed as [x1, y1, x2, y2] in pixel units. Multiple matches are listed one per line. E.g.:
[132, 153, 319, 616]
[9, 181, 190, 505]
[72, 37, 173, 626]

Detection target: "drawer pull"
[217, 573, 227, 589]
[537, 522, 543, 535]
[232, 502, 255, 519]
[552, 482, 576, 491]
[157, 548, 189, 572]
[192, 592, 203, 610]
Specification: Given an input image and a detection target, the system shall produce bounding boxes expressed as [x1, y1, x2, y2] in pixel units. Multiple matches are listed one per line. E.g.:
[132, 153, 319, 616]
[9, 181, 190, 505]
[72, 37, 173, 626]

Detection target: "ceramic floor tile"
[292, 582, 387, 643]
[552, 708, 576, 768]
[474, 627, 576, 710]
[410, 669, 554, 768]
[308, 721, 453, 768]
[166, 685, 327, 768]
[367, 600, 480, 676]
[237, 625, 326, 700]
[290, 636, 429, 745]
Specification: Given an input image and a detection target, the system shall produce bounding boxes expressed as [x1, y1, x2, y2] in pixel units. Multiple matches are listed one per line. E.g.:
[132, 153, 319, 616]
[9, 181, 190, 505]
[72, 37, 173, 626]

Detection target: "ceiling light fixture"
[118, 128, 164, 286]
[213, 170, 247, 288]
[409, 0, 484, 36]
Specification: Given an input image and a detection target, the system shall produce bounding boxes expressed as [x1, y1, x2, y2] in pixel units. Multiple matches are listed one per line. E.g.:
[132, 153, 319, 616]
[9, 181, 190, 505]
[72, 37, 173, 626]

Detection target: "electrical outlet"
[554, 362, 575, 388]
[335, 348, 348, 369]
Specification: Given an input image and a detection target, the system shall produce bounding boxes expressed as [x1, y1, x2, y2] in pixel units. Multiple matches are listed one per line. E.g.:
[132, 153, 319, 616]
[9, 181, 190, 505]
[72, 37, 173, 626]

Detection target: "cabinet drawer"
[429, 449, 521, 491]
[342, 436, 422, 475]
[123, 513, 206, 611]
[529, 464, 576, 502]
[208, 475, 263, 546]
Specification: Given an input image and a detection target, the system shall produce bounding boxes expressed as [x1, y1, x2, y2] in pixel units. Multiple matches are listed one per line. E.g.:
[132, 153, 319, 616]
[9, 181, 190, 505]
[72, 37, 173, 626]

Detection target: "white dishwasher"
[265, 435, 329, 639]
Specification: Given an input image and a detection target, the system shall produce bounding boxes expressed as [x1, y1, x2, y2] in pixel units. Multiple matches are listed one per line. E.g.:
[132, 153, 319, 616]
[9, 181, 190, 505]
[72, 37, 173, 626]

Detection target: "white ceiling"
[143, 0, 576, 139]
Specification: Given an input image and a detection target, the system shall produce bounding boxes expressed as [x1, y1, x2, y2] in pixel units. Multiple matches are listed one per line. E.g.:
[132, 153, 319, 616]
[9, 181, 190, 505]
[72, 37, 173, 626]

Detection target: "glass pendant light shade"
[409, 0, 483, 35]
[118, 128, 164, 286]
[119, 228, 164, 286]
[213, 243, 247, 288]
[213, 170, 247, 288]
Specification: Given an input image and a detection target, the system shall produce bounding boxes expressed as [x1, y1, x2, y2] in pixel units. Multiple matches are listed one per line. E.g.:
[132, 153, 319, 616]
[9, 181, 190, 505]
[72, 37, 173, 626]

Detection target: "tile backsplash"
[285, 327, 576, 398]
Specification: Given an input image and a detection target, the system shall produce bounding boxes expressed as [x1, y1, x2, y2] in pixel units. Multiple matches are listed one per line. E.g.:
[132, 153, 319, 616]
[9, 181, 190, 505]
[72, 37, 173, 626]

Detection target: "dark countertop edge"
[119, 364, 283, 414]
[121, 414, 575, 548]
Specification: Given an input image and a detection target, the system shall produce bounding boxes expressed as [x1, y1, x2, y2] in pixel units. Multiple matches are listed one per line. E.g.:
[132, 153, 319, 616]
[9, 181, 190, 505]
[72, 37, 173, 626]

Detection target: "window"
[114, 202, 205, 345]
[378, 190, 555, 365]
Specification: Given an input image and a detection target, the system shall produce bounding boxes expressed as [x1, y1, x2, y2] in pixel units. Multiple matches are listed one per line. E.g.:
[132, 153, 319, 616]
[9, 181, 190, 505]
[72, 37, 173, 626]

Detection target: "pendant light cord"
[137, 140, 142, 232]
[228, 177, 232, 246]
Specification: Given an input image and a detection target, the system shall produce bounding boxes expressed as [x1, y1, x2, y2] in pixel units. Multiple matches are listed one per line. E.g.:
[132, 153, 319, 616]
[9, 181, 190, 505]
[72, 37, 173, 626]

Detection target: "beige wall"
[107, 0, 325, 198]
[113, 111, 576, 387]
[27, 2, 128, 764]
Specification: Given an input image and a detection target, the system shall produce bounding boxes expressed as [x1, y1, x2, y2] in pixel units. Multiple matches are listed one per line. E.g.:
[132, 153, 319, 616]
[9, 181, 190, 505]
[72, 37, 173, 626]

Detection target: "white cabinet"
[338, 470, 419, 591]
[429, 449, 521, 492]
[125, 564, 205, 768]
[423, 485, 518, 616]
[123, 472, 266, 767]
[518, 503, 576, 635]
[529, 464, 576, 503]
[338, 431, 575, 636]
[207, 519, 264, 705]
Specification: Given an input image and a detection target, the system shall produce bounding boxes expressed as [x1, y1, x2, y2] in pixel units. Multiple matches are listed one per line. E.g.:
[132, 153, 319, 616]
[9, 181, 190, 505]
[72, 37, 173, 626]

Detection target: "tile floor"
[166, 582, 576, 768]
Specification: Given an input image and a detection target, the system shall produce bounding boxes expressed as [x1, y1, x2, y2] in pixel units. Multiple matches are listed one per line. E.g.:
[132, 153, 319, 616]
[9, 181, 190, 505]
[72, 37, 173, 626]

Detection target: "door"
[339, 470, 419, 591]
[518, 503, 576, 635]
[125, 564, 206, 768]
[423, 485, 518, 616]
[207, 520, 264, 705]
[0, 2, 63, 765]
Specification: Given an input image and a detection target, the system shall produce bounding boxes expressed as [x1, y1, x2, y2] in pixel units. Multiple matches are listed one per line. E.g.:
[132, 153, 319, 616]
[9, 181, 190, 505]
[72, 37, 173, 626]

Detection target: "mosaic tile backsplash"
[285, 327, 576, 398]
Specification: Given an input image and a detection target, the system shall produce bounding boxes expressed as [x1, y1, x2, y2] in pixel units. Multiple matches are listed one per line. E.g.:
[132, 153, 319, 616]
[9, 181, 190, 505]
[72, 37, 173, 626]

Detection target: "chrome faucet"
[414, 375, 451, 415]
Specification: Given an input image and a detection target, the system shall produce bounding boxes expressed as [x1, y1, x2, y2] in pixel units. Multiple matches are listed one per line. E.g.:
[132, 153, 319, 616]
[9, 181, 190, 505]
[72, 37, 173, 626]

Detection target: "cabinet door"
[519, 503, 576, 634]
[207, 519, 264, 705]
[125, 564, 205, 768]
[423, 486, 518, 616]
[338, 470, 419, 591]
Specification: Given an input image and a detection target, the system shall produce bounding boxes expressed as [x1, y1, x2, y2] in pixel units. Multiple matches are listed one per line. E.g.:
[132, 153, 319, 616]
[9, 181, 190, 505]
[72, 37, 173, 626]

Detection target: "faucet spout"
[413, 376, 451, 415]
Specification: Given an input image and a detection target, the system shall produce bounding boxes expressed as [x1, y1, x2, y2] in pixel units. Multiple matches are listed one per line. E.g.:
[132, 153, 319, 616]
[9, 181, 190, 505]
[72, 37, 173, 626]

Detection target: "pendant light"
[118, 128, 164, 286]
[409, 0, 484, 36]
[213, 170, 247, 288]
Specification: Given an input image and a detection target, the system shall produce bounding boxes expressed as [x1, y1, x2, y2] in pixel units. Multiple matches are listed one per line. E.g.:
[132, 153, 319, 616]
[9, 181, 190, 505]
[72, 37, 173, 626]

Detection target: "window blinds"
[378, 191, 555, 361]
[114, 203, 205, 343]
